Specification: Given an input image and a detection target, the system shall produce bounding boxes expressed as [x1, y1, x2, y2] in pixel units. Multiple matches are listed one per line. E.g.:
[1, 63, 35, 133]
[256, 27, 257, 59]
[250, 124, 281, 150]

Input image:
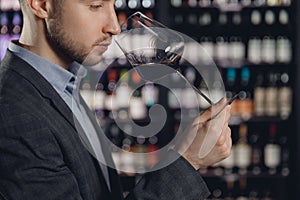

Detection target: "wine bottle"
[251, 10, 262, 26]
[241, 0, 251, 6]
[220, 146, 235, 174]
[133, 136, 147, 173]
[147, 136, 159, 168]
[229, 36, 245, 64]
[279, 9, 289, 25]
[211, 188, 223, 200]
[182, 67, 198, 109]
[235, 124, 251, 175]
[199, 0, 212, 7]
[265, 72, 278, 117]
[11, 11, 22, 40]
[104, 69, 118, 119]
[253, 73, 265, 116]
[278, 72, 292, 119]
[267, 0, 278, 6]
[94, 82, 106, 121]
[142, 0, 155, 8]
[187, 0, 198, 7]
[215, 36, 229, 66]
[281, 0, 292, 6]
[276, 36, 292, 64]
[247, 37, 262, 64]
[0, 0, 11, 10]
[121, 129, 134, 152]
[218, 13, 228, 26]
[115, 69, 132, 120]
[141, 81, 159, 107]
[232, 12, 242, 25]
[170, 0, 183, 7]
[225, 68, 239, 116]
[80, 71, 93, 109]
[254, 0, 266, 7]
[249, 132, 263, 175]
[199, 12, 212, 26]
[0, 12, 10, 60]
[236, 176, 248, 200]
[214, 0, 228, 6]
[248, 188, 260, 200]
[279, 134, 290, 176]
[224, 177, 235, 200]
[264, 123, 281, 174]
[237, 67, 253, 120]
[109, 123, 122, 147]
[261, 36, 276, 64]
[129, 90, 147, 120]
[264, 10, 276, 25]
[199, 36, 214, 63]
[128, 0, 141, 9]
[187, 13, 197, 25]
[197, 75, 210, 109]
[115, 0, 127, 9]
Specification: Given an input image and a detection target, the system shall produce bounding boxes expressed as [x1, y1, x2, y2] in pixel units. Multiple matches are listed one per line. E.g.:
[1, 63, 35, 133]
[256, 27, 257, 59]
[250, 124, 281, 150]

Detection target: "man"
[0, 0, 232, 199]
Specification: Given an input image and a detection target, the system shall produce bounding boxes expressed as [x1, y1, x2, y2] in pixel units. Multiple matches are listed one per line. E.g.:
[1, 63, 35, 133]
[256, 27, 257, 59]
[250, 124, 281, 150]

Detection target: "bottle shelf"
[199, 168, 289, 179]
[229, 115, 290, 125]
[1, 0, 297, 199]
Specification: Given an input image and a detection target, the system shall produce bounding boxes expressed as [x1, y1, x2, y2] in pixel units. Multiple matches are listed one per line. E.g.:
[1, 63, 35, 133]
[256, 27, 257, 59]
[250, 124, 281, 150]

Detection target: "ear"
[27, 0, 49, 19]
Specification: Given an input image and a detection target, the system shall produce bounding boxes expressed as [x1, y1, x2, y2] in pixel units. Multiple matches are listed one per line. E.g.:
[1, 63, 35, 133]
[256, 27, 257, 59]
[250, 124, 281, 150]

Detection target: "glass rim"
[120, 11, 169, 31]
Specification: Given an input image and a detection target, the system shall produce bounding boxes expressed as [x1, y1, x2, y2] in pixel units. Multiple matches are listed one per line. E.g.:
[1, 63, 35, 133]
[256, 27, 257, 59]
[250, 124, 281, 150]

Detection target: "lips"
[92, 43, 110, 54]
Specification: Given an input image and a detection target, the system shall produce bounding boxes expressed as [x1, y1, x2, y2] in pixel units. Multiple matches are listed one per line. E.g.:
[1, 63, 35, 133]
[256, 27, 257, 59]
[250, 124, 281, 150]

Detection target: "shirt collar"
[8, 41, 87, 95]
[68, 62, 88, 94]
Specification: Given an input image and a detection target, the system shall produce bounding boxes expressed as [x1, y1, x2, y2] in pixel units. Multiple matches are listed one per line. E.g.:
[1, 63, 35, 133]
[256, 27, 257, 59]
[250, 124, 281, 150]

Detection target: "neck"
[19, 19, 71, 70]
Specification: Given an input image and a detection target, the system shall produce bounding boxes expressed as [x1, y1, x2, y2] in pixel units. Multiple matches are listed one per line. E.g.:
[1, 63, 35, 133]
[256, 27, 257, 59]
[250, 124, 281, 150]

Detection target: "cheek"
[64, 22, 95, 44]
[61, 10, 99, 47]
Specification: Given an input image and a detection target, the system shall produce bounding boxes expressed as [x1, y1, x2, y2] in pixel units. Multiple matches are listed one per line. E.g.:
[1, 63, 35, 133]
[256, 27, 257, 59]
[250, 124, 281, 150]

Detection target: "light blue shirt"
[8, 41, 110, 190]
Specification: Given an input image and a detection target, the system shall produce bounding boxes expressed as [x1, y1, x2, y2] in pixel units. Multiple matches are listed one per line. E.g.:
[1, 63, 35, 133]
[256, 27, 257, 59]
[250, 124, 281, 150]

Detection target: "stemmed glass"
[114, 11, 214, 105]
[113, 12, 240, 159]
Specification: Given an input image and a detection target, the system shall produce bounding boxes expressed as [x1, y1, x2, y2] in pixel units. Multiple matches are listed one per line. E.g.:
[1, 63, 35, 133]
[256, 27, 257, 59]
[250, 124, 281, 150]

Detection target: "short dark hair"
[18, 0, 63, 9]
[19, 0, 64, 11]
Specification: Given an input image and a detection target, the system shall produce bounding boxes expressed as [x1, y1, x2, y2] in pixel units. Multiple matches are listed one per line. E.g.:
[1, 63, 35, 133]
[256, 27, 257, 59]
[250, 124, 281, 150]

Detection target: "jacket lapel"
[2, 50, 123, 200]
[2, 51, 123, 199]
[2, 51, 77, 130]
[79, 95, 124, 200]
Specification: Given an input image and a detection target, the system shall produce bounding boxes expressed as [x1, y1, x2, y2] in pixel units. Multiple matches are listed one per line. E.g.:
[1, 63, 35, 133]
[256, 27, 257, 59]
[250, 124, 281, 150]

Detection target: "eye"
[90, 4, 103, 10]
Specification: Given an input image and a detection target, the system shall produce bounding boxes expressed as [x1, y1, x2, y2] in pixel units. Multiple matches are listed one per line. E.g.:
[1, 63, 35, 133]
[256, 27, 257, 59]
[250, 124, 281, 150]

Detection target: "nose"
[104, 7, 121, 36]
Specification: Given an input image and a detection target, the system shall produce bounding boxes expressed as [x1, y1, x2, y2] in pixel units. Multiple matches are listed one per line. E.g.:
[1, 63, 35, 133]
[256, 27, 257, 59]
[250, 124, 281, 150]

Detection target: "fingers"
[215, 105, 231, 146]
[225, 127, 232, 157]
[217, 123, 231, 146]
[216, 126, 232, 159]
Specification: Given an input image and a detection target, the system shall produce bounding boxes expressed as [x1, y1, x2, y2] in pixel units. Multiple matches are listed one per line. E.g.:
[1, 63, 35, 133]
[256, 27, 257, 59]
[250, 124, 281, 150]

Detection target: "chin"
[81, 54, 103, 67]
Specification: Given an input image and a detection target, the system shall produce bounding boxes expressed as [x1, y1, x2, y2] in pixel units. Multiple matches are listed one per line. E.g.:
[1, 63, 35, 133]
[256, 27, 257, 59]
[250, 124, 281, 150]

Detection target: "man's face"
[46, 0, 120, 65]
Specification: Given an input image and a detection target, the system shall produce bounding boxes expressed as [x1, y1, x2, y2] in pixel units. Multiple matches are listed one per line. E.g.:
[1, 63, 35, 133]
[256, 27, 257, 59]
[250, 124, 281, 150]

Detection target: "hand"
[175, 98, 232, 170]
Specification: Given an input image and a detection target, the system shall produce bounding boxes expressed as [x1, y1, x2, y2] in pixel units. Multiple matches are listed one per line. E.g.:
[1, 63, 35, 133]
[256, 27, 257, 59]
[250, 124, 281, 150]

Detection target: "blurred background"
[1, 0, 299, 199]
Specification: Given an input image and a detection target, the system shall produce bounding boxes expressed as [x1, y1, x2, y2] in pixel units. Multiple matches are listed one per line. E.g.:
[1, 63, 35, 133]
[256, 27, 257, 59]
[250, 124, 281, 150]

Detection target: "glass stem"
[175, 70, 213, 105]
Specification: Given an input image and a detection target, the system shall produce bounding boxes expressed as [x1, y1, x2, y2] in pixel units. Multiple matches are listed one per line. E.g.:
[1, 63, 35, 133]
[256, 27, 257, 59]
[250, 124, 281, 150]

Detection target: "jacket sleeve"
[0, 108, 83, 200]
[125, 151, 211, 200]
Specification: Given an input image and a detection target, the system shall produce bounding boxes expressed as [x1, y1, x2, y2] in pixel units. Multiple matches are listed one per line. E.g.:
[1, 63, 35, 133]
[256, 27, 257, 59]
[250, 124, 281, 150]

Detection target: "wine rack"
[0, 0, 22, 60]
[166, 1, 296, 200]
[1, 0, 299, 199]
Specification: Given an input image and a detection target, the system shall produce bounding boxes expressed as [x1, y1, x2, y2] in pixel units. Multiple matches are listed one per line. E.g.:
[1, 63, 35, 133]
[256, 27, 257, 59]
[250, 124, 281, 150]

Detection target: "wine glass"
[113, 12, 239, 160]
[114, 11, 214, 105]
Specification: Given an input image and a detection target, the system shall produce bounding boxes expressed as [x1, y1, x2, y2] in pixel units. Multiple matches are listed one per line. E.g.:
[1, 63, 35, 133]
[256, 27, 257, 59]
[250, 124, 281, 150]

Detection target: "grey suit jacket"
[0, 50, 210, 200]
